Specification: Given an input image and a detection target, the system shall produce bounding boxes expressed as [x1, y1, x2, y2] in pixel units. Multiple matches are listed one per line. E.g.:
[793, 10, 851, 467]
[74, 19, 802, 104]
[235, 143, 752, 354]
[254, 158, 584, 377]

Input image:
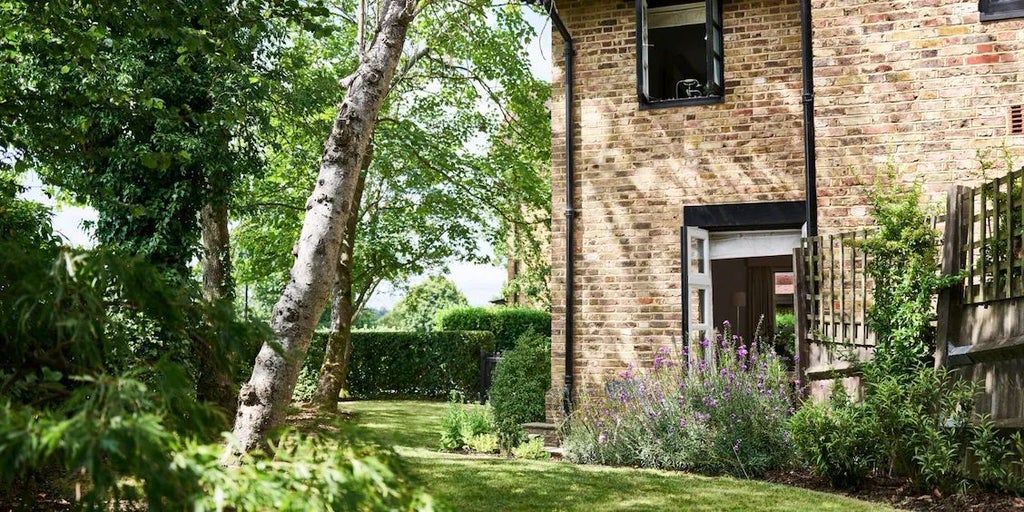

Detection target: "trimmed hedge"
[434, 307, 550, 352]
[296, 330, 496, 400]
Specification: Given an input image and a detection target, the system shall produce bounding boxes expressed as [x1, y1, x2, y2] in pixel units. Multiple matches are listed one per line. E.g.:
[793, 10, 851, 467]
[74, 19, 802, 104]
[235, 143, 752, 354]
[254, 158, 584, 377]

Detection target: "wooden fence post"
[793, 246, 810, 393]
[935, 185, 966, 368]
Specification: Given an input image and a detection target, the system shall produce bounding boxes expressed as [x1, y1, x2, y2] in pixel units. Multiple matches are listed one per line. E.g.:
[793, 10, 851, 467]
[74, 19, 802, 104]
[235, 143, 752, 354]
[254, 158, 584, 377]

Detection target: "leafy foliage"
[788, 389, 879, 488]
[439, 393, 494, 452]
[2, 0, 326, 273]
[377, 277, 468, 332]
[182, 433, 436, 512]
[510, 437, 550, 460]
[488, 333, 550, 449]
[434, 306, 551, 351]
[296, 330, 496, 400]
[562, 326, 794, 478]
[233, 0, 552, 316]
[849, 174, 955, 374]
[970, 417, 1024, 493]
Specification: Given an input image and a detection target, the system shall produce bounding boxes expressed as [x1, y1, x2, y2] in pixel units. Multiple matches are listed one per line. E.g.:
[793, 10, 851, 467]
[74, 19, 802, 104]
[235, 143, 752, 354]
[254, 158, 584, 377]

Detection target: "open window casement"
[637, 0, 724, 104]
[704, 0, 724, 96]
[685, 227, 713, 342]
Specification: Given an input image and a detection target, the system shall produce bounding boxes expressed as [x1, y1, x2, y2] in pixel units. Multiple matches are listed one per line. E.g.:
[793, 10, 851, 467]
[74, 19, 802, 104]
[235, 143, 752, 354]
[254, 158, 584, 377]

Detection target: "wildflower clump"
[561, 324, 795, 477]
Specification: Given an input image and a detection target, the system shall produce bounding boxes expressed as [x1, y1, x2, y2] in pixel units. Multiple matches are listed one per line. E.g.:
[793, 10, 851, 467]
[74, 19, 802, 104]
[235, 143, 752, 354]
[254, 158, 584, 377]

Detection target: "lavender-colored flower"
[599, 431, 608, 444]
[737, 345, 748, 359]
[700, 337, 710, 348]
[732, 439, 742, 453]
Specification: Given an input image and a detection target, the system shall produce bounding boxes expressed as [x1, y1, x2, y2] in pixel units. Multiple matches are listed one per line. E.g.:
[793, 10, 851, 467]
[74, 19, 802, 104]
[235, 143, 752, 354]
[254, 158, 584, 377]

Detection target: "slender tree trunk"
[198, 201, 238, 418]
[225, 0, 417, 460]
[313, 157, 368, 411]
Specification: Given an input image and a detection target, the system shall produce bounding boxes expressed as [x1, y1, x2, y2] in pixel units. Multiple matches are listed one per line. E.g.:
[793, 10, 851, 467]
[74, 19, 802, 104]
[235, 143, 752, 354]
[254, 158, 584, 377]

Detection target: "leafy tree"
[376, 276, 469, 332]
[1, 0, 328, 413]
[231, 0, 550, 411]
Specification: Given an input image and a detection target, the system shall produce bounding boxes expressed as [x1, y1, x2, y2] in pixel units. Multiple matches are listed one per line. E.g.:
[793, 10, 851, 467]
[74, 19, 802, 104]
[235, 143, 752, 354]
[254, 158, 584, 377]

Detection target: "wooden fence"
[796, 168, 1024, 422]
[937, 168, 1024, 427]
[794, 231, 875, 400]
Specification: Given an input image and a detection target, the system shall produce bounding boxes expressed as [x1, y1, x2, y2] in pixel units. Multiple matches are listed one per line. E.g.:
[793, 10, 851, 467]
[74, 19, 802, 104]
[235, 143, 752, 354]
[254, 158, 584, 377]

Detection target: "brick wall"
[813, 0, 1024, 229]
[546, 0, 1024, 421]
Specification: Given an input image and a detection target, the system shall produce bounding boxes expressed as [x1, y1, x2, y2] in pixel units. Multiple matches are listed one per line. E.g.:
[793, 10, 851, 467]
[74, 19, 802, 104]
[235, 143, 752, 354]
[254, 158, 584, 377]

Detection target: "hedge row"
[296, 330, 496, 400]
[434, 307, 550, 352]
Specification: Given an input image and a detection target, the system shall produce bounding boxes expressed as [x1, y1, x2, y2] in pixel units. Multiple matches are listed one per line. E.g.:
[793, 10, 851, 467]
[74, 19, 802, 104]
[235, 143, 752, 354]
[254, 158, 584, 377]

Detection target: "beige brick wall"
[546, 0, 1024, 421]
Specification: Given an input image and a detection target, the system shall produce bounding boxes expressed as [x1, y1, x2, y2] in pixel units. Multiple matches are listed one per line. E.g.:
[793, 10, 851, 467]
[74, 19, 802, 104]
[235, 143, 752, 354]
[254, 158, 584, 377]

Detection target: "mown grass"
[336, 400, 898, 512]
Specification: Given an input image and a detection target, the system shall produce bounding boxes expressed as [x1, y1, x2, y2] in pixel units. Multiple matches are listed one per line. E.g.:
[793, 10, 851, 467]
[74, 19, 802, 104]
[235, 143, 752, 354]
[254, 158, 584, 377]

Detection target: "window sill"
[638, 95, 724, 110]
[980, 9, 1024, 21]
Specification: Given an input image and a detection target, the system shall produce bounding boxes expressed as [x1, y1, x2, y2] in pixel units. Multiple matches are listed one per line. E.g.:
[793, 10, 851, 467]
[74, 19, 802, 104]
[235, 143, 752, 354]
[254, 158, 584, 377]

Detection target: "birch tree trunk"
[225, 0, 417, 458]
[198, 201, 239, 418]
[313, 159, 368, 411]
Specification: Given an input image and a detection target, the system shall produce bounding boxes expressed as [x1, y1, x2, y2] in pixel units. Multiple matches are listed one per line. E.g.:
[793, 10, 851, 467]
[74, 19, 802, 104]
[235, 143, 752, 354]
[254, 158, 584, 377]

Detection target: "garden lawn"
[337, 400, 898, 512]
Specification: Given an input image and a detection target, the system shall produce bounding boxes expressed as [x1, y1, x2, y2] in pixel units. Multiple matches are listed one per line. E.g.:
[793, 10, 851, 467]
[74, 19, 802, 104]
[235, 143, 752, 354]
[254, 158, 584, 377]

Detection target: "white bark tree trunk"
[225, 0, 417, 459]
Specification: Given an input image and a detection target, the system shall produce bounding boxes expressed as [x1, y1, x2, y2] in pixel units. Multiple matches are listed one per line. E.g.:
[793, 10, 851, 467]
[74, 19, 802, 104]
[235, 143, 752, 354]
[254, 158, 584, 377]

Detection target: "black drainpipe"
[800, 0, 818, 237]
[533, 0, 577, 416]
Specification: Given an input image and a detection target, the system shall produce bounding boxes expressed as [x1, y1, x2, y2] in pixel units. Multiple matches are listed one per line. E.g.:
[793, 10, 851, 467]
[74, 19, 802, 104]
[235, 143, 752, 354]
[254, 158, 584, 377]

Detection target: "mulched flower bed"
[765, 468, 1024, 511]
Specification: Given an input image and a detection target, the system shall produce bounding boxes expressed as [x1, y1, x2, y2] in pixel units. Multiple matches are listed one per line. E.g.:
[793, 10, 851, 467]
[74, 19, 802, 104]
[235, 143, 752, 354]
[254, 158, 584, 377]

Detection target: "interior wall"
[711, 255, 794, 341]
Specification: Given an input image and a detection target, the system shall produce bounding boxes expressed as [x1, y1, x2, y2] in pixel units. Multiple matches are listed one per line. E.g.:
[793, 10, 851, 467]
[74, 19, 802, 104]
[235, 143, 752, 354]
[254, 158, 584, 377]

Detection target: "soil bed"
[765, 468, 1024, 511]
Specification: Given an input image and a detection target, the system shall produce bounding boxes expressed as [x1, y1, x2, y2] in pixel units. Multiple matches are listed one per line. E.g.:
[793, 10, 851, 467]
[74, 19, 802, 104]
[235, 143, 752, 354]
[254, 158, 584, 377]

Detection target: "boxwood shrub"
[489, 333, 551, 448]
[435, 307, 550, 352]
[296, 330, 495, 400]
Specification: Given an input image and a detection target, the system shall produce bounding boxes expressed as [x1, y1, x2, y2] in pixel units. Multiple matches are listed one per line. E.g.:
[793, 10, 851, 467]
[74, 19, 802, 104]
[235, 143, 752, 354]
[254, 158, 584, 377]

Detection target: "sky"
[15, 8, 553, 311]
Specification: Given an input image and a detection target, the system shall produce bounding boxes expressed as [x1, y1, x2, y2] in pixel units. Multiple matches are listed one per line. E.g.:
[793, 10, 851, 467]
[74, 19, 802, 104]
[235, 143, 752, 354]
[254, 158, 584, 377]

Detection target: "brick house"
[538, 0, 1024, 420]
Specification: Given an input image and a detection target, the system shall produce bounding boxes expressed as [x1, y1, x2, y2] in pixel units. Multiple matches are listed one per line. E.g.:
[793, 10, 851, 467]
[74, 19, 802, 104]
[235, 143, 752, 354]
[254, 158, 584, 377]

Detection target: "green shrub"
[971, 417, 1024, 493]
[295, 330, 495, 400]
[435, 307, 550, 352]
[773, 311, 796, 362]
[489, 333, 551, 449]
[562, 326, 794, 478]
[863, 364, 975, 491]
[466, 433, 500, 454]
[789, 392, 879, 488]
[511, 437, 550, 460]
[438, 394, 494, 451]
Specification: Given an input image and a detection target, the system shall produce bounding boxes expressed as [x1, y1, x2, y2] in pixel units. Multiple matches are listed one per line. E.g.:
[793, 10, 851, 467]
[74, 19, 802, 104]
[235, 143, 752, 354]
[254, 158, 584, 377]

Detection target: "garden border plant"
[561, 324, 795, 478]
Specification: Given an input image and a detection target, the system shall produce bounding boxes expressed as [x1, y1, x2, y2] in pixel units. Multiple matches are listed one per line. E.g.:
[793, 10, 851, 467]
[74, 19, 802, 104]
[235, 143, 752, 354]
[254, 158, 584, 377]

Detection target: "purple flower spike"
[599, 431, 608, 444]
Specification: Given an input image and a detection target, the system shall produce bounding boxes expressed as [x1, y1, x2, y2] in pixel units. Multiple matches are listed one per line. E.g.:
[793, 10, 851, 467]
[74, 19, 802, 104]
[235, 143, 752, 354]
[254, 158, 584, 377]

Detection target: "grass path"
[337, 400, 897, 512]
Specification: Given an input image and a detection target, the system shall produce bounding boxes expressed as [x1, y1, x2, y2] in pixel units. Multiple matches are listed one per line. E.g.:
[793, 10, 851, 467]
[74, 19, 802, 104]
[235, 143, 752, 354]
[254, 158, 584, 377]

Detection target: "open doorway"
[683, 228, 801, 348]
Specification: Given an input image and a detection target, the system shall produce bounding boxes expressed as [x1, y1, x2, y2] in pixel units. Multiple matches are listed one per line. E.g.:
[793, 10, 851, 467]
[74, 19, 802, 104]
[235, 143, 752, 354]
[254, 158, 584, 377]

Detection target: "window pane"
[690, 236, 705, 274]
[642, 1, 708, 101]
[690, 287, 706, 324]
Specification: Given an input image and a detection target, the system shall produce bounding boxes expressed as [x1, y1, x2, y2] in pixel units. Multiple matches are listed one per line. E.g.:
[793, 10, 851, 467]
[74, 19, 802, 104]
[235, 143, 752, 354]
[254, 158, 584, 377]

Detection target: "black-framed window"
[636, 0, 723, 108]
[980, 0, 1024, 20]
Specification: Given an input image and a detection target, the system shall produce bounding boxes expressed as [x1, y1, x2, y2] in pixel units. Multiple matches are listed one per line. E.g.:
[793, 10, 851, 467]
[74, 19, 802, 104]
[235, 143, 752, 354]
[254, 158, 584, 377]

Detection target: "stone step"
[522, 421, 559, 447]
